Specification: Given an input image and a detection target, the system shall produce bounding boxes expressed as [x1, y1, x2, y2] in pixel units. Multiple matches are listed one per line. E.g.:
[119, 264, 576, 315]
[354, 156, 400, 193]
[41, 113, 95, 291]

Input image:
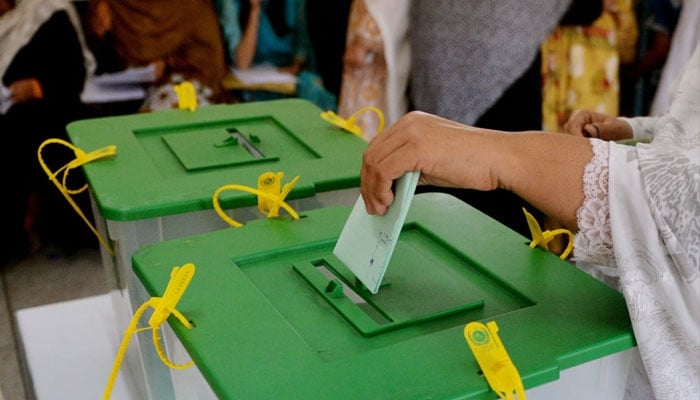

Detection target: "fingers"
[563, 109, 611, 137]
[361, 131, 415, 215]
[583, 123, 600, 138]
[360, 111, 480, 214]
[568, 116, 633, 141]
[563, 109, 593, 136]
[588, 117, 634, 141]
[360, 161, 395, 215]
[361, 112, 439, 214]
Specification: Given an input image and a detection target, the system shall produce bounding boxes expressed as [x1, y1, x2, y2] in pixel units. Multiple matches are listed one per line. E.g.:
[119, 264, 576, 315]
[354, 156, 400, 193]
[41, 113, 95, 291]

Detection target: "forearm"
[235, 6, 261, 69]
[496, 132, 592, 231]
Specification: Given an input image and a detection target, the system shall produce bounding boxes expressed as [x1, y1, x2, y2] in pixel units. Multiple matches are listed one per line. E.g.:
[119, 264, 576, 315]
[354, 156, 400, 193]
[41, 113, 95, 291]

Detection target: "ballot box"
[65, 98, 366, 400]
[132, 192, 636, 400]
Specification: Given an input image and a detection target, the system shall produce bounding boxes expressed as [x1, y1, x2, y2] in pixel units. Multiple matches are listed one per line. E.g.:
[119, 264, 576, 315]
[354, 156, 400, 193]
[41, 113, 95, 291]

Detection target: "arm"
[361, 111, 593, 231]
[235, 0, 264, 70]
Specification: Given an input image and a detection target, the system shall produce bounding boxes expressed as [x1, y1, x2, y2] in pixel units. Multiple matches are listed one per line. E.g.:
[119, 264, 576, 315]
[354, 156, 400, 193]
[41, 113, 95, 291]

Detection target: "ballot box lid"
[132, 193, 635, 399]
[66, 99, 366, 221]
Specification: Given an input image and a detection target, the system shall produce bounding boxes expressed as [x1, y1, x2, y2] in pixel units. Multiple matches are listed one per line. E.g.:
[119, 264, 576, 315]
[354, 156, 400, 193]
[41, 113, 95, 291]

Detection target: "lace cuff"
[573, 139, 616, 266]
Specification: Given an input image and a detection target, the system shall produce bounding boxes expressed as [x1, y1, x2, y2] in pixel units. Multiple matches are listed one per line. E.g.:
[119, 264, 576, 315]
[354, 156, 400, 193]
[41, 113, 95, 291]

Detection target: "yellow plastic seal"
[257, 171, 300, 217]
[464, 321, 526, 400]
[522, 207, 573, 260]
[174, 81, 197, 111]
[320, 106, 384, 140]
[37, 138, 117, 256]
[103, 263, 196, 400]
[212, 171, 301, 228]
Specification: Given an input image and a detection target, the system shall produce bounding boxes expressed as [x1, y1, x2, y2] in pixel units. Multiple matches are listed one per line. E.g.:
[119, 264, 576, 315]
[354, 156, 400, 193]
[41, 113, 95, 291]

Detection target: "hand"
[362, 111, 594, 230]
[361, 111, 501, 215]
[563, 109, 633, 141]
[8, 79, 41, 105]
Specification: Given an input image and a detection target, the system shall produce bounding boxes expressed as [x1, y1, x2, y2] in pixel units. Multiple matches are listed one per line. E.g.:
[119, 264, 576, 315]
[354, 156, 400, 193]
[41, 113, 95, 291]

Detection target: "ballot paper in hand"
[333, 172, 420, 294]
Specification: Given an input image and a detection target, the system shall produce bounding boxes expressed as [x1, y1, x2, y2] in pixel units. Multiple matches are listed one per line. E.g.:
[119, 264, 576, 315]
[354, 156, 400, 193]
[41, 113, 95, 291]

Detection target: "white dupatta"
[609, 45, 700, 400]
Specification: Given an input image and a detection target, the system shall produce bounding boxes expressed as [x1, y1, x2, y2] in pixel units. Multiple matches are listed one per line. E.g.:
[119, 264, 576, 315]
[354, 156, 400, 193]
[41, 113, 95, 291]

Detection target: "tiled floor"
[0, 247, 106, 400]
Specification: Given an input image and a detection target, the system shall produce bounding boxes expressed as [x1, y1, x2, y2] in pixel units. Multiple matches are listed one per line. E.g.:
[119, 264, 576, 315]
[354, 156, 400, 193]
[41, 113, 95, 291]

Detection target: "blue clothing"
[215, 0, 311, 67]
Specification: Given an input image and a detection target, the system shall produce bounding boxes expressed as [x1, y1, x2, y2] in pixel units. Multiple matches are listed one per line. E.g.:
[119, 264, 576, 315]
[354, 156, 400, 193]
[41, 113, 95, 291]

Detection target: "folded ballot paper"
[333, 172, 420, 294]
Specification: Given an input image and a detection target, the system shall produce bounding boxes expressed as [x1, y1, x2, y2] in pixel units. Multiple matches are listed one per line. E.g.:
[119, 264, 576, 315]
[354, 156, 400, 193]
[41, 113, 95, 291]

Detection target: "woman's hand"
[563, 109, 633, 141]
[8, 78, 42, 104]
[360, 111, 594, 231]
[361, 111, 501, 215]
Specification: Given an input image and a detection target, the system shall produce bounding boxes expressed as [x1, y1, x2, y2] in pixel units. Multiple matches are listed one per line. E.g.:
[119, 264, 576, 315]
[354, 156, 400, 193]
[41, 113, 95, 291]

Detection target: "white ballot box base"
[16, 294, 139, 400]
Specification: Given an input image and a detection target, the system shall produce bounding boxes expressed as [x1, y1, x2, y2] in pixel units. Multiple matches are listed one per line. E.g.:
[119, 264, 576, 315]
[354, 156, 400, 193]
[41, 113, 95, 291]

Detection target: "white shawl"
[609, 45, 700, 400]
[650, 0, 700, 116]
[0, 0, 95, 81]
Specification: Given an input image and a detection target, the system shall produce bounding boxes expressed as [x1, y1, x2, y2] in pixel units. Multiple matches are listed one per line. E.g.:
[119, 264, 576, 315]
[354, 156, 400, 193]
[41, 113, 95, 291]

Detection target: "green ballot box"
[65, 99, 366, 400]
[132, 193, 636, 400]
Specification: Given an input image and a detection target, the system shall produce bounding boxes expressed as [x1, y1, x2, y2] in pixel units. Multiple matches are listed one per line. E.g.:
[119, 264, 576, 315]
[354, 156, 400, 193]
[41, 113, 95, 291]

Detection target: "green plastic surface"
[132, 193, 635, 399]
[66, 99, 366, 220]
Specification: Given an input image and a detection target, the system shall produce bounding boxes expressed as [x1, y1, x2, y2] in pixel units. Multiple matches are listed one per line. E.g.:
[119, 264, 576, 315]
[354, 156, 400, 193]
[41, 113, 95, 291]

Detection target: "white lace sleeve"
[618, 116, 662, 140]
[572, 138, 616, 266]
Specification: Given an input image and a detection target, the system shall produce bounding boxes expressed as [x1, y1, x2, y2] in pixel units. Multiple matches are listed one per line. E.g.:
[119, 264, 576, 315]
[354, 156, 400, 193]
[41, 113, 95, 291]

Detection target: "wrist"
[612, 118, 634, 140]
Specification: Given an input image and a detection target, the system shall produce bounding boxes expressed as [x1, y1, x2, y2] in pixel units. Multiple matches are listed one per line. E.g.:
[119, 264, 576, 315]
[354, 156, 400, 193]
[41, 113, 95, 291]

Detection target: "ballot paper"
[333, 172, 420, 294]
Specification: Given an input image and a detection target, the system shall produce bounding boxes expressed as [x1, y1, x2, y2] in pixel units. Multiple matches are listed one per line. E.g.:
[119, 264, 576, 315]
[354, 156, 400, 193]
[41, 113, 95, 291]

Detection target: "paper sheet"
[91, 64, 158, 85]
[333, 172, 420, 294]
[81, 79, 146, 103]
[81, 65, 155, 104]
[232, 63, 298, 85]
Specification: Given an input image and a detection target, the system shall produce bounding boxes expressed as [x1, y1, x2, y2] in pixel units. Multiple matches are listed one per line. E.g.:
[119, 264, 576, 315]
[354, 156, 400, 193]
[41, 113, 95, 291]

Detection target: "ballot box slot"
[294, 258, 485, 337]
[234, 223, 535, 358]
[132, 117, 322, 174]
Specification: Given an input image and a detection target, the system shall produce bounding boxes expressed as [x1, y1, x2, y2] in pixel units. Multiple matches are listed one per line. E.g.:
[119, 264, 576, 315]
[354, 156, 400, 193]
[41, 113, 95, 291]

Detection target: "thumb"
[584, 118, 620, 139]
[583, 123, 601, 138]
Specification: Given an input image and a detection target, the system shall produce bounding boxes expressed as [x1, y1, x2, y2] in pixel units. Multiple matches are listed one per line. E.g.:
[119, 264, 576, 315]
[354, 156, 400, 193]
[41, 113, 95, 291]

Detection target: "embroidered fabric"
[573, 138, 616, 266]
